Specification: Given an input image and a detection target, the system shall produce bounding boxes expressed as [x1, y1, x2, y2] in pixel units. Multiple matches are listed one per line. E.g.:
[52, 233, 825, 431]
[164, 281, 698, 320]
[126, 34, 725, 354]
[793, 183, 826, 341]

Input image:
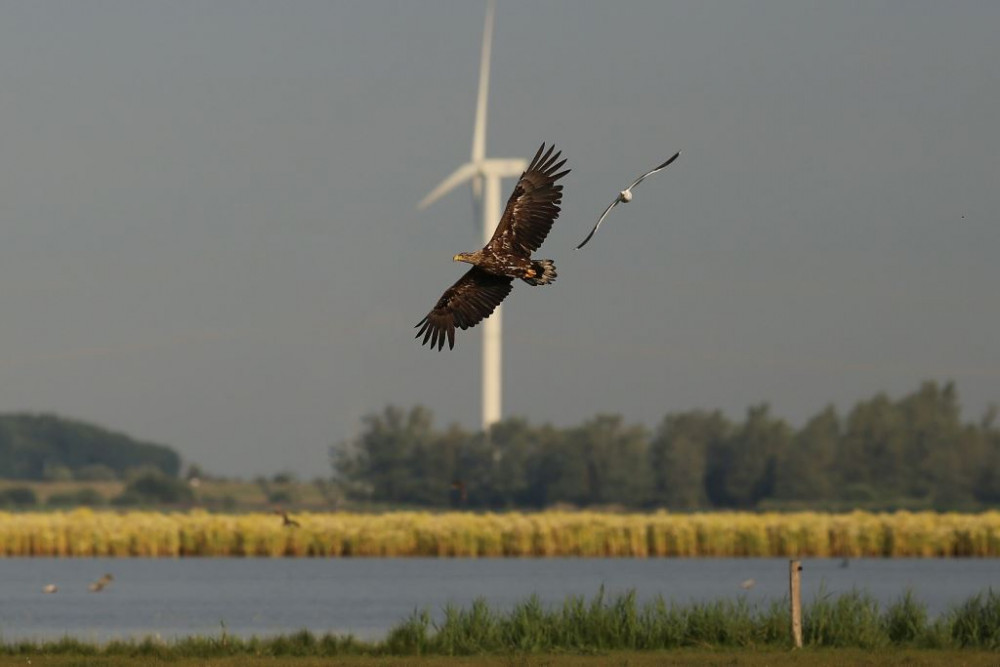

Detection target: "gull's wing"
[575, 198, 620, 250]
[626, 151, 681, 191]
[415, 267, 514, 350]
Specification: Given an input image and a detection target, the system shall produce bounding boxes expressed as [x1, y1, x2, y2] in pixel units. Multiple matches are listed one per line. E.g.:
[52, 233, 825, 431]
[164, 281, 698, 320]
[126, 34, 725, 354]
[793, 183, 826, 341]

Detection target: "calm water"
[1, 558, 997, 641]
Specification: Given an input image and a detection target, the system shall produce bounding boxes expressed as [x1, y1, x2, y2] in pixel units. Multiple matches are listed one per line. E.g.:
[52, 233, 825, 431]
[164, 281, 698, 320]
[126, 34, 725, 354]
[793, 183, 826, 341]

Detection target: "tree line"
[332, 381, 1000, 511]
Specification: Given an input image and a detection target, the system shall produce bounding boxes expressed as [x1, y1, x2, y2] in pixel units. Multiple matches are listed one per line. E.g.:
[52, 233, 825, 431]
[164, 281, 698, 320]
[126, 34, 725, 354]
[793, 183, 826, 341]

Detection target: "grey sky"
[1, 2, 997, 478]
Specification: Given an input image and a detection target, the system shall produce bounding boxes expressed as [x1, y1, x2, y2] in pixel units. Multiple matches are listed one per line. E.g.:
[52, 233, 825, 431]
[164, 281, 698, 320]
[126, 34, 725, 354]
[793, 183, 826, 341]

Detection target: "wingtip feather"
[657, 152, 681, 170]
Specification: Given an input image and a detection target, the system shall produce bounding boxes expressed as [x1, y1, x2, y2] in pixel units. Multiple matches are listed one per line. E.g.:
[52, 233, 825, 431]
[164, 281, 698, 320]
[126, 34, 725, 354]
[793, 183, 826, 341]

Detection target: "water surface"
[1, 557, 996, 641]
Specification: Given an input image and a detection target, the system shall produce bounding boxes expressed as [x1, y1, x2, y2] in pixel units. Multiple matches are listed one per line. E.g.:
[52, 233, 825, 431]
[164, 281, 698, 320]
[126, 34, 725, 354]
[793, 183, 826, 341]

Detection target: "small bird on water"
[89, 573, 113, 592]
[42, 584, 58, 594]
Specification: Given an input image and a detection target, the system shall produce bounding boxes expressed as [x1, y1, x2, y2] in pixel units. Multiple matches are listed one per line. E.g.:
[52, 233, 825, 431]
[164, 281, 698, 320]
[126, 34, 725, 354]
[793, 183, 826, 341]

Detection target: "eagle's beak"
[452, 254, 462, 262]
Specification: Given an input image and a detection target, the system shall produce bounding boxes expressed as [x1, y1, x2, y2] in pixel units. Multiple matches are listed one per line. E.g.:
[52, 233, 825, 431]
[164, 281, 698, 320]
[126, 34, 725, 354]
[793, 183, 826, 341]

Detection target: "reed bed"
[1, 509, 999, 557]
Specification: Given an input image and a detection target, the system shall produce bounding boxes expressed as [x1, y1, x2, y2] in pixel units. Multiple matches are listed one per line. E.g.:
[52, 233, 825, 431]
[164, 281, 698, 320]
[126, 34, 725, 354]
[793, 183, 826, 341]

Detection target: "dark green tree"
[525, 428, 585, 506]
[333, 405, 438, 504]
[329, 381, 995, 511]
[649, 410, 730, 509]
[564, 415, 650, 507]
[974, 408, 1000, 503]
[519, 425, 572, 508]
[898, 381, 978, 506]
[838, 393, 906, 502]
[774, 405, 840, 502]
[409, 422, 469, 506]
[484, 418, 537, 507]
[706, 404, 790, 508]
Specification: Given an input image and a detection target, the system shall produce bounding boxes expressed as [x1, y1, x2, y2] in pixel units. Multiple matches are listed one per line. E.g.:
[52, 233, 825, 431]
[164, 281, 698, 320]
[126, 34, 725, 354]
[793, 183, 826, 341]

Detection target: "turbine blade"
[418, 162, 479, 210]
[471, 0, 494, 166]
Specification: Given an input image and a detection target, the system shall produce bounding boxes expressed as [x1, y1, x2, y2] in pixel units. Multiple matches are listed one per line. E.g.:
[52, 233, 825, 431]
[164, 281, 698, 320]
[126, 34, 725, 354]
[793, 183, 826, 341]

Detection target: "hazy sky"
[1, 2, 997, 478]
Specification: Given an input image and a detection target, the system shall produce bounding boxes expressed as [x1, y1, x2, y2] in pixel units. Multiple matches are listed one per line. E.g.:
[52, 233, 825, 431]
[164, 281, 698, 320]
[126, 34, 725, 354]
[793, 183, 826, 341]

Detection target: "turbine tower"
[418, 0, 526, 433]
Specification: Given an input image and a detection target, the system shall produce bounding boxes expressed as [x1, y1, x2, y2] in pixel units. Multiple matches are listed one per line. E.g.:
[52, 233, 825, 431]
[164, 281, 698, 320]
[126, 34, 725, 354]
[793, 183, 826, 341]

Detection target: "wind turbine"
[418, 0, 526, 433]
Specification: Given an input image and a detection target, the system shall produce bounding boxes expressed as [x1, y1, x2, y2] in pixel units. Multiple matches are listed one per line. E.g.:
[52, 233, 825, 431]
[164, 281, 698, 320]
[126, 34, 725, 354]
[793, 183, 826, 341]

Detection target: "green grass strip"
[3, 587, 999, 657]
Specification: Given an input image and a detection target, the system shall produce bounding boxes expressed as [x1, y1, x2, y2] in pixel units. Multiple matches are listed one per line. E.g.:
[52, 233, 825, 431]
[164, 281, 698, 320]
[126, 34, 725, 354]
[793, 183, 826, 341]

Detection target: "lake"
[1, 557, 997, 642]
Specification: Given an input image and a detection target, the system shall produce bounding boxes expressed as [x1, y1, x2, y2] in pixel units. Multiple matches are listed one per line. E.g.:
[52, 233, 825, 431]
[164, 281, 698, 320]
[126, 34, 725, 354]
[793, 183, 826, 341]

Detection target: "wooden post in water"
[789, 559, 803, 648]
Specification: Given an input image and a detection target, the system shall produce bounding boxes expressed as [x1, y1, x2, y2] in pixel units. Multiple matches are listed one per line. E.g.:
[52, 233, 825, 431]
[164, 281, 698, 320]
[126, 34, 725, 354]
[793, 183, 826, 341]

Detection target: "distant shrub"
[110, 491, 143, 507]
[113, 472, 193, 506]
[267, 489, 296, 504]
[124, 464, 169, 482]
[75, 464, 118, 481]
[0, 486, 38, 508]
[47, 488, 107, 508]
[42, 464, 74, 482]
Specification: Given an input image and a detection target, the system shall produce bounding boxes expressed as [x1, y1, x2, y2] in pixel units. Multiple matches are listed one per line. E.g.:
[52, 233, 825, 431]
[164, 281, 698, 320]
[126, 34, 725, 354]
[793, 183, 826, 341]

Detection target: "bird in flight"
[416, 143, 569, 350]
[575, 151, 680, 249]
[276, 510, 300, 528]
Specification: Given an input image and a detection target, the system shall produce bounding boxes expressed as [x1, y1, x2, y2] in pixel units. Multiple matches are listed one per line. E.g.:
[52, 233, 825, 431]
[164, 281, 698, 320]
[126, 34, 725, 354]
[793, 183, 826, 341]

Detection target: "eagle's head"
[453, 251, 481, 265]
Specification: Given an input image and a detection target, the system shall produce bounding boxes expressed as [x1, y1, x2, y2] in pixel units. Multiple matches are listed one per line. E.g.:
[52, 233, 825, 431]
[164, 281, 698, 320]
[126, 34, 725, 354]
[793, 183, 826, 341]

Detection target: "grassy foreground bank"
[0, 651, 997, 667]
[3, 509, 1000, 557]
[2, 589, 999, 659]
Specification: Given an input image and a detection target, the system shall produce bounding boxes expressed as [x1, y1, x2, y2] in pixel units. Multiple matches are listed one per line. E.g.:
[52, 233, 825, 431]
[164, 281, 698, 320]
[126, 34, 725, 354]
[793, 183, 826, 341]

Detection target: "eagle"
[416, 143, 569, 350]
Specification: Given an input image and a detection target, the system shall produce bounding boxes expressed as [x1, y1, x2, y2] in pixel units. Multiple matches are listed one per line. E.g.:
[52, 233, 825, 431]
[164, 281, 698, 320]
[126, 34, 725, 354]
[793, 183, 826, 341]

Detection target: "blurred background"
[0, 1, 997, 486]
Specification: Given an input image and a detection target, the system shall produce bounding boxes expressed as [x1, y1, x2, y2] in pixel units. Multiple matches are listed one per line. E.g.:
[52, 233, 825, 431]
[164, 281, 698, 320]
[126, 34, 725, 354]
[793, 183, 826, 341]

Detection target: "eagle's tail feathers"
[523, 260, 556, 286]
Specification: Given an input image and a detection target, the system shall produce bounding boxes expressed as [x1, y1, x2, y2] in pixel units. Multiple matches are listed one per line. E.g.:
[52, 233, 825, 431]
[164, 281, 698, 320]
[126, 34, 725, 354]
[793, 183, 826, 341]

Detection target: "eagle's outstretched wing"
[415, 267, 514, 350]
[486, 143, 570, 257]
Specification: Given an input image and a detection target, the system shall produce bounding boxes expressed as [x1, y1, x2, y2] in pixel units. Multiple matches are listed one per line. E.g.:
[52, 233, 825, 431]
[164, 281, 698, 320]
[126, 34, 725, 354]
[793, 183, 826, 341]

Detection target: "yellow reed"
[0, 509, 998, 557]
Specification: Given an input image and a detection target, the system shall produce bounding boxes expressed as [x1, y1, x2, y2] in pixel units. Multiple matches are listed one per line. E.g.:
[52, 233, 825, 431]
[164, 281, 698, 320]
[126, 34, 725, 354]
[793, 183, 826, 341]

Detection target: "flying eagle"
[416, 143, 569, 350]
[575, 151, 680, 249]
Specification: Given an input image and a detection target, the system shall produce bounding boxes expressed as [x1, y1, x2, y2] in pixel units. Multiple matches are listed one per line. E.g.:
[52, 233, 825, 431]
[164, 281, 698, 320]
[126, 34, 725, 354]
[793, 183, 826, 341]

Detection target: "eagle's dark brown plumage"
[416, 143, 569, 350]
